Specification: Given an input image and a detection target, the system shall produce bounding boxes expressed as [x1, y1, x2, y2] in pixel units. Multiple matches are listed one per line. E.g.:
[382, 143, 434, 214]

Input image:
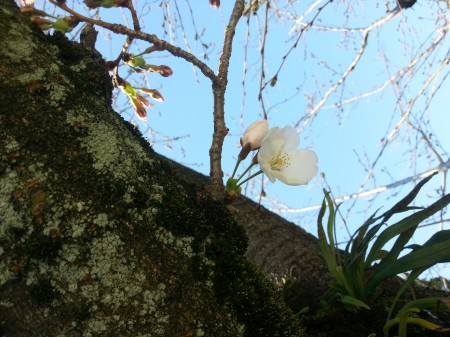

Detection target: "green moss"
[29, 278, 56, 305]
[154, 167, 304, 337]
[0, 17, 307, 335]
[5, 226, 26, 241]
[23, 233, 63, 263]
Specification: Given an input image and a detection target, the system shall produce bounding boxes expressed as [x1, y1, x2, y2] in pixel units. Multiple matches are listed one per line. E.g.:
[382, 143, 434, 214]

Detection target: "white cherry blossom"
[257, 126, 318, 185]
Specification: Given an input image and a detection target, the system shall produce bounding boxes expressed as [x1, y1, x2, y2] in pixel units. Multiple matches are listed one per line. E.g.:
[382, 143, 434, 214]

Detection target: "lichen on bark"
[0, 1, 305, 336]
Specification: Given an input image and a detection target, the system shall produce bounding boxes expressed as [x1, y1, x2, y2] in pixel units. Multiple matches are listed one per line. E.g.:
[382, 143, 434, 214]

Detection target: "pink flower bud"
[240, 119, 268, 150]
[157, 65, 173, 77]
[209, 0, 220, 8]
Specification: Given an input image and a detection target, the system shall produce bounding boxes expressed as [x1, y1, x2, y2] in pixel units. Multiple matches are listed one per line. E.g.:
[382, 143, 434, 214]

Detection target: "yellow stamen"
[269, 153, 290, 171]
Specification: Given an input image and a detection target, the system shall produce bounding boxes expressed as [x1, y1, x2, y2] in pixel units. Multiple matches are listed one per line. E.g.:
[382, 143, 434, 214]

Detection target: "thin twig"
[48, 0, 217, 82]
[209, 0, 245, 199]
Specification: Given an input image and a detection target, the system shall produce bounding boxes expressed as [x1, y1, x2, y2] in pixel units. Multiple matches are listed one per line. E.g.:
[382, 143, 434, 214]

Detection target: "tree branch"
[209, 0, 245, 199]
[49, 0, 217, 83]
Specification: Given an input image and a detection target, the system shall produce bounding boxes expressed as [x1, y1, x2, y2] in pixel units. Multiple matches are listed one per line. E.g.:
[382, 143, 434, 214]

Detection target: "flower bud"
[30, 16, 53, 30]
[240, 119, 268, 149]
[147, 65, 173, 77]
[156, 65, 173, 77]
[209, 0, 220, 8]
[20, 6, 50, 18]
[52, 16, 79, 33]
[137, 88, 164, 102]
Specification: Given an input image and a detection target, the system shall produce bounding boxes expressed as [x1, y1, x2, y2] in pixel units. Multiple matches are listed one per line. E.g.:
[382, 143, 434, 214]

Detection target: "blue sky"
[38, 0, 450, 278]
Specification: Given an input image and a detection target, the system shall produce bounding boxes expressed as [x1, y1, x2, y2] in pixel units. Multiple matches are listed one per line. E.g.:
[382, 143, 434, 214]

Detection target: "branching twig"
[209, 0, 245, 199]
[295, 10, 399, 130]
[257, 1, 270, 119]
[261, 0, 332, 94]
[48, 0, 217, 82]
[270, 161, 450, 214]
[49, 0, 244, 199]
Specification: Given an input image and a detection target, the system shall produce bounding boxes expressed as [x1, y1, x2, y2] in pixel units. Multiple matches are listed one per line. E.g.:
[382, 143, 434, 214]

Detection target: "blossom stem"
[236, 170, 263, 187]
[235, 161, 257, 184]
[230, 158, 242, 180]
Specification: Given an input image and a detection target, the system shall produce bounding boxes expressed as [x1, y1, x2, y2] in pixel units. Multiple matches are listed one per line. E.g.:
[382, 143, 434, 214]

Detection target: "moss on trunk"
[0, 1, 306, 336]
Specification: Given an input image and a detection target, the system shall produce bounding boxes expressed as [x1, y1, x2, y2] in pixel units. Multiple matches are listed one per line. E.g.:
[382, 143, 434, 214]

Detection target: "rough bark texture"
[0, 1, 311, 336]
[169, 159, 331, 312]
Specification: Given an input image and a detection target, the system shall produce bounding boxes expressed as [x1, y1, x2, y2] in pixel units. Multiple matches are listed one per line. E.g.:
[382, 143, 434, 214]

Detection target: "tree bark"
[168, 158, 331, 312]
[0, 1, 313, 335]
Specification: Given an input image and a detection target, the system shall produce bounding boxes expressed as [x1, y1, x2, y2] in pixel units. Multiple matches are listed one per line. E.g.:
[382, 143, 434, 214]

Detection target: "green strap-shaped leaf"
[318, 193, 338, 274]
[382, 171, 438, 222]
[396, 297, 443, 316]
[340, 294, 370, 310]
[366, 231, 450, 294]
[366, 193, 450, 266]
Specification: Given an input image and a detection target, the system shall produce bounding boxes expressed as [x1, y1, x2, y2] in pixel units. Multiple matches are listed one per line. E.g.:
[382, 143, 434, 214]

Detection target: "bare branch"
[296, 10, 400, 131]
[270, 161, 450, 214]
[209, 0, 245, 199]
[48, 0, 217, 82]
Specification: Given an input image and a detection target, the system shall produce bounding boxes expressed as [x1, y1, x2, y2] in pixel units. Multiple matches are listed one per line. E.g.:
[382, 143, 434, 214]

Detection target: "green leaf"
[340, 294, 370, 310]
[384, 316, 442, 337]
[378, 225, 417, 268]
[324, 192, 336, 250]
[366, 192, 450, 267]
[318, 193, 338, 274]
[367, 230, 450, 294]
[386, 268, 425, 321]
[396, 297, 442, 316]
[382, 172, 438, 222]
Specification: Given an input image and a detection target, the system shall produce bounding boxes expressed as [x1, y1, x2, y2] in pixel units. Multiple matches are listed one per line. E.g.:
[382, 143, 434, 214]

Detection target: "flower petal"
[276, 149, 318, 185]
[279, 126, 300, 151]
[258, 127, 283, 161]
[259, 159, 277, 183]
[257, 125, 318, 186]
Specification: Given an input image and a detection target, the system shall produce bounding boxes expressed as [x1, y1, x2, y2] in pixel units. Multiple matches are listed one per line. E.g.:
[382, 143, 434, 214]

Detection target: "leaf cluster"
[318, 172, 450, 334]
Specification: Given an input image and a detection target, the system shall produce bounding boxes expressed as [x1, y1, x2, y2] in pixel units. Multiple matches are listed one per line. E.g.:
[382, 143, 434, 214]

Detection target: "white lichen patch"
[16, 67, 45, 84]
[71, 223, 86, 238]
[0, 301, 13, 308]
[0, 162, 53, 285]
[4, 24, 70, 106]
[70, 109, 156, 183]
[32, 229, 172, 334]
[0, 170, 23, 238]
[4, 25, 35, 62]
[45, 79, 73, 107]
[141, 283, 166, 315]
[0, 268, 15, 287]
[4, 138, 20, 153]
[79, 121, 129, 178]
[93, 213, 109, 228]
[70, 60, 87, 73]
[154, 227, 194, 258]
[150, 184, 164, 204]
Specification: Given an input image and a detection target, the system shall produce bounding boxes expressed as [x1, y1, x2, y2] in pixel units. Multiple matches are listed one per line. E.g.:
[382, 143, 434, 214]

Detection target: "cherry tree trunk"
[0, 1, 332, 336]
